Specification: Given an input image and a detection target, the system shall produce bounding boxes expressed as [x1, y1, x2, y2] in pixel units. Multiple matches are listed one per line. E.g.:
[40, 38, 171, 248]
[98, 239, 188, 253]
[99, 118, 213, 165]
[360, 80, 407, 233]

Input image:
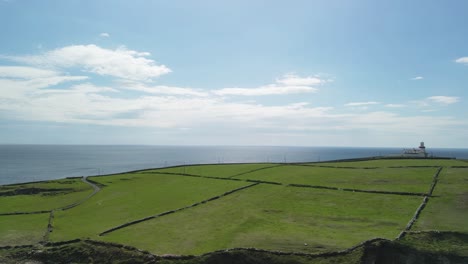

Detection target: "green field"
[414, 167, 468, 232]
[233, 165, 437, 193]
[0, 178, 93, 214]
[0, 213, 49, 246]
[1, 158, 467, 259]
[104, 184, 421, 255]
[311, 158, 467, 168]
[146, 163, 278, 178]
[51, 173, 249, 241]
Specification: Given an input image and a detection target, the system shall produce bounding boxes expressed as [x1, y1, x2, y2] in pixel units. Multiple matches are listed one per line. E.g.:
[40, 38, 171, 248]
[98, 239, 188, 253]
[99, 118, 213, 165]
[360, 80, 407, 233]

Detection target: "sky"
[1, 0, 468, 147]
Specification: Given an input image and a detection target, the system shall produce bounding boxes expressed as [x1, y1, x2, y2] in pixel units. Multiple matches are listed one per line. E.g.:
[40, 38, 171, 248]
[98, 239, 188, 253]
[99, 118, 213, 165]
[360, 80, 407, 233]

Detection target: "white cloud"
[213, 74, 323, 96]
[2, 46, 467, 146]
[455, 57, 468, 64]
[427, 96, 460, 105]
[338, 111, 466, 135]
[5, 44, 171, 81]
[1, 72, 466, 145]
[344, 101, 380, 107]
[385, 104, 405, 108]
[118, 81, 209, 97]
[0, 66, 88, 100]
[411, 76, 423, 80]
[276, 73, 324, 86]
[99, 32, 110, 38]
[0, 66, 59, 79]
[214, 85, 317, 96]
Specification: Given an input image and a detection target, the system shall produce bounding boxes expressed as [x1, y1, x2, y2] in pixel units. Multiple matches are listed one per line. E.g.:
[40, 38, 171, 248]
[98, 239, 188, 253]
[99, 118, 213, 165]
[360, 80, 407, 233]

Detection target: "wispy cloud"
[410, 95, 460, 110]
[411, 76, 423, 80]
[118, 80, 209, 97]
[1, 44, 467, 145]
[213, 85, 317, 96]
[276, 73, 324, 86]
[99, 32, 110, 38]
[427, 96, 460, 105]
[455, 57, 468, 64]
[213, 74, 324, 96]
[3, 44, 171, 81]
[0, 66, 61, 79]
[385, 104, 405, 108]
[344, 101, 380, 107]
[0, 65, 88, 100]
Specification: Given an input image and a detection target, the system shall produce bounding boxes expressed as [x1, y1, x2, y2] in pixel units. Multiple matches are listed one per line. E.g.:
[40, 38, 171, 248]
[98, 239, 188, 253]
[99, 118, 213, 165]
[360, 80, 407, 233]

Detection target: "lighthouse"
[401, 142, 428, 157]
[419, 142, 427, 157]
[419, 142, 426, 152]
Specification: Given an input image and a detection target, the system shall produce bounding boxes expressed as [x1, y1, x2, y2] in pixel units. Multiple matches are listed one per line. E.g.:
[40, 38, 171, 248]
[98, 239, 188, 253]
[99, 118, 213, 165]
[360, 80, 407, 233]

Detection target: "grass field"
[0, 178, 93, 214]
[414, 167, 468, 232]
[1, 158, 467, 259]
[103, 184, 422, 255]
[50, 173, 249, 241]
[311, 158, 467, 168]
[146, 163, 277, 178]
[0, 213, 49, 246]
[233, 165, 436, 193]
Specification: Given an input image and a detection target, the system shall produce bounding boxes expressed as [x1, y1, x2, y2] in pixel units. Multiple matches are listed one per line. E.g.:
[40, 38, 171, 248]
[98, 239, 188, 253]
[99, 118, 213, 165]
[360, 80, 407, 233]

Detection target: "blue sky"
[1, 0, 468, 147]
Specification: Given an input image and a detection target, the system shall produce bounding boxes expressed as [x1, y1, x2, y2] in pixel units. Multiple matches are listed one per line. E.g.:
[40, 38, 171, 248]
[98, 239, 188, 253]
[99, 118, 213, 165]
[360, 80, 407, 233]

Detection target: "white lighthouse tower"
[419, 142, 426, 152]
[402, 142, 428, 157]
[419, 142, 427, 157]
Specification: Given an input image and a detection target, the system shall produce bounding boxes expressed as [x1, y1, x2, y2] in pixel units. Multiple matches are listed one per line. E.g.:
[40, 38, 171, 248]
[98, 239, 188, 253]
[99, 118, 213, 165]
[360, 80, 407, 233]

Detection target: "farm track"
[41, 176, 101, 242]
[0, 176, 101, 217]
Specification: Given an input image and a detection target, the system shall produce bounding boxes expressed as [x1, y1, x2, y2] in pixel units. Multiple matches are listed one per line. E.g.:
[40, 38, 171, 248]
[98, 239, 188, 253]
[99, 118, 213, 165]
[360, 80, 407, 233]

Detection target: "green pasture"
[233, 165, 437, 193]
[50, 173, 248, 241]
[146, 163, 277, 178]
[310, 158, 467, 168]
[0, 178, 93, 214]
[2, 158, 466, 257]
[104, 184, 422, 255]
[0, 213, 49, 246]
[414, 167, 468, 232]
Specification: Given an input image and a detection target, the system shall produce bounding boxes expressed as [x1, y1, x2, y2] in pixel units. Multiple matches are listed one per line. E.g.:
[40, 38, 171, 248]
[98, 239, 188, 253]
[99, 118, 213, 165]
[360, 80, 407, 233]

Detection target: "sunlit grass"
[104, 184, 421, 255]
[51, 173, 248, 241]
[414, 167, 468, 232]
[0, 178, 93, 214]
[234, 165, 436, 193]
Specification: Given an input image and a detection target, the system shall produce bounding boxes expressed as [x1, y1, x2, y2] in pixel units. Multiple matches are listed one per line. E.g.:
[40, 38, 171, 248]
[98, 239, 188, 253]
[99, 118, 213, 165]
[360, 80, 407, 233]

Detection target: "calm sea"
[1, 145, 468, 185]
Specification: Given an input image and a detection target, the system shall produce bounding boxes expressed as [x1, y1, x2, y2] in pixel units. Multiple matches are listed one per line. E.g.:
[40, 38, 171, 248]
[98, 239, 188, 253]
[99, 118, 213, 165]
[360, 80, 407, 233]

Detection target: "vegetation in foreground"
[0, 158, 467, 263]
[1, 231, 467, 264]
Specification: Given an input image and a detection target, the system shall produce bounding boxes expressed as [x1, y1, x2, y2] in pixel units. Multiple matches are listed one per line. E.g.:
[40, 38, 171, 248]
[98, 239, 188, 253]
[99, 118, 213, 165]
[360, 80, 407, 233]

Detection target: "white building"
[401, 142, 427, 158]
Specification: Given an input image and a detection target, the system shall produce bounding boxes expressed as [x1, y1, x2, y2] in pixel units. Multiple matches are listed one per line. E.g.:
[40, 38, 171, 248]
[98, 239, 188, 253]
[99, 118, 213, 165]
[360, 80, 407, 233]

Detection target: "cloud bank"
[5, 44, 171, 81]
[0, 44, 465, 145]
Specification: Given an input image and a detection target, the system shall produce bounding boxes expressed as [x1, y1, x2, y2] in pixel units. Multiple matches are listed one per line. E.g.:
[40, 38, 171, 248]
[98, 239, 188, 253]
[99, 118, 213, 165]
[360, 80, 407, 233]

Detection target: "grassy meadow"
[0, 213, 49, 246]
[233, 165, 437, 193]
[51, 173, 249, 241]
[414, 167, 468, 232]
[104, 184, 421, 255]
[0, 178, 93, 214]
[1, 158, 467, 257]
[146, 163, 278, 178]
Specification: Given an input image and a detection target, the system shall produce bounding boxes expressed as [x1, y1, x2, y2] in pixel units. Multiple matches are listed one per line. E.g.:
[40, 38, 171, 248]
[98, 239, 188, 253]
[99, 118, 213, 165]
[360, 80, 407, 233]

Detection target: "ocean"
[1, 145, 468, 185]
